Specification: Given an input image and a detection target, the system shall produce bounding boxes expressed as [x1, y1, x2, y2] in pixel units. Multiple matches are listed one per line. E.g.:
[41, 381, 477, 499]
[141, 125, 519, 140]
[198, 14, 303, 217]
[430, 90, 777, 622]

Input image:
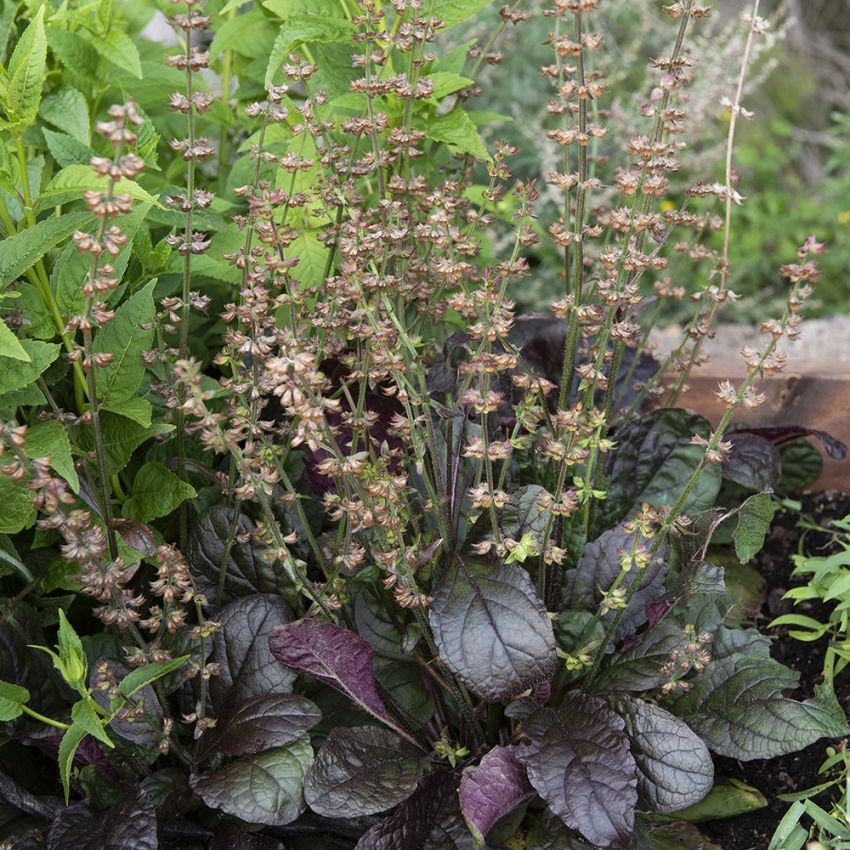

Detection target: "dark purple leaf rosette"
[459, 745, 535, 840]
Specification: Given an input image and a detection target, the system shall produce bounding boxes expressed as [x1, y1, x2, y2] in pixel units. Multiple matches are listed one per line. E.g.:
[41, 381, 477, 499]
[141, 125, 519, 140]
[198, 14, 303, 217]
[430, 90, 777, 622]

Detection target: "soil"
[701, 490, 850, 850]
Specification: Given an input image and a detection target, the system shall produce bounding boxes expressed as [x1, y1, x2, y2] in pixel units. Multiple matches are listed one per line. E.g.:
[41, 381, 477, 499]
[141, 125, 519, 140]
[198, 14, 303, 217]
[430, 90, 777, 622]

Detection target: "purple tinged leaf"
[508, 693, 638, 848]
[304, 725, 427, 818]
[721, 433, 780, 491]
[269, 619, 393, 729]
[46, 789, 157, 850]
[607, 696, 713, 815]
[732, 425, 848, 460]
[191, 736, 313, 826]
[211, 594, 295, 716]
[459, 746, 535, 839]
[201, 694, 322, 759]
[429, 558, 556, 703]
[355, 771, 475, 850]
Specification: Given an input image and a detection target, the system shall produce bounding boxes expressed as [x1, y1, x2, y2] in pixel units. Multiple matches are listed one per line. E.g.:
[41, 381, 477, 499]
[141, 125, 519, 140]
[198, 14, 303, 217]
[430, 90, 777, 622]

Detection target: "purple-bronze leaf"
[508, 693, 638, 848]
[269, 619, 387, 720]
[355, 771, 474, 850]
[459, 745, 535, 839]
[304, 725, 427, 818]
[429, 558, 556, 702]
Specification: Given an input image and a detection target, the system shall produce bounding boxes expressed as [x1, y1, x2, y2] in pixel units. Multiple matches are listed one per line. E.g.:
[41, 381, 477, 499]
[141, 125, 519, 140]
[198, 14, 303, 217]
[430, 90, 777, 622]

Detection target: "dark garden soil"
[701, 490, 850, 850]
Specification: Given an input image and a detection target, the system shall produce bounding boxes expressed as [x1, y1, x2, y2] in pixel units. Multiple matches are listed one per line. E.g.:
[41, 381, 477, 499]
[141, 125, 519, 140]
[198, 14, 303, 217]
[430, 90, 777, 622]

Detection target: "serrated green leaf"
[82, 28, 142, 79]
[25, 419, 80, 492]
[266, 14, 356, 86]
[0, 212, 91, 289]
[0, 678, 29, 721]
[46, 26, 100, 79]
[37, 164, 163, 212]
[42, 128, 94, 168]
[122, 461, 197, 522]
[209, 10, 276, 59]
[5, 6, 47, 130]
[71, 699, 114, 748]
[433, 0, 497, 28]
[288, 230, 329, 288]
[39, 87, 90, 144]
[422, 109, 490, 160]
[118, 655, 190, 701]
[0, 320, 30, 361]
[58, 723, 88, 802]
[733, 493, 775, 564]
[80, 412, 173, 475]
[93, 281, 156, 403]
[102, 397, 152, 428]
[221, 0, 254, 11]
[425, 72, 474, 100]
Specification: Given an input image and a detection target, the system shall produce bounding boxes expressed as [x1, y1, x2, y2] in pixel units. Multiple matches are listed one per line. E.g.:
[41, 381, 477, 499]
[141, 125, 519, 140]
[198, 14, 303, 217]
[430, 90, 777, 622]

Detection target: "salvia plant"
[0, 0, 846, 848]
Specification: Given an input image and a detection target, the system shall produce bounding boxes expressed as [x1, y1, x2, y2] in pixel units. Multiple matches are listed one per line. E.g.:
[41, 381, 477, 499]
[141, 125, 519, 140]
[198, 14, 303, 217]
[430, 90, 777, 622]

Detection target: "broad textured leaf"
[25, 420, 79, 492]
[71, 700, 113, 748]
[602, 410, 721, 527]
[37, 165, 162, 212]
[608, 696, 712, 815]
[77, 413, 173, 475]
[269, 618, 389, 723]
[464, 485, 551, 554]
[672, 646, 850, 759]
[191, 736, 313, 826]
[459, 745, 535, 839]
[122, 461, 196, 522]
[204, 694, 321, 758]
[661, 776, 766, 823]
[0, 470, 35, 533]
[212, 595, 296, 715]
[508, 694, 638, 848]
[266, 14, 357, 85]
[722, 433, 780, 491]
[46, 27, 99, 78]
[429, 558, 556, 702]
[569, 524, 668, 645]
[5, 7, 47, 128]
[422, 110, 489, 160]
[188, 505, 280, 603]
[39, 87, 89, 143]
[47, 790, 157, 850]
[778, 439, 822, 492]
[93, 281, 156, 402]
[355, 771, 475, 850]
[119, 656, 190, 700]
[305, 725, 426, 818]
[0, 339, 58, 394]
[0, 212, 90, 289]
[42, 128, 94, 167]
[354, 588, 408, 656]
[732, 493, 775, 564]
[426, 72, 474, 100]
[103, 397, 152, 428]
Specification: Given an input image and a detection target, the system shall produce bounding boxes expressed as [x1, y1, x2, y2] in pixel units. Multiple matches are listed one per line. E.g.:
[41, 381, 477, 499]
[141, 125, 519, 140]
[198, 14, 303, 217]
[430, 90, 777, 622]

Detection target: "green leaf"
[288, 230, 329, 288]
[652, 777, 767, 823]
[4, 6, 47, 130]
[425, 72, 474, 100]
[221, 0, 255, 11]
[0, 212, 91, 289]
[209, 10, 276, 60]
[0, 339, 59, 394]
[122, 461, 197, 522]
[25, 419, 79, 492]
[58, 723, 88, 802]
[42, 128, 95, 167]
[422, 109, 490, 160]
[102, 397, 152, 428]
[46, 26, 100, 79]
[71, 699, 114, 748]
[733, 493, 775, 564]
[39, 87, 90, 144]
[57, 609, 87, 687]
[82, 29, 142, 79]
[0, 678, 29, 721]
[0, 320, 30, 361]
[93, 280, 156, 403]
[433, 0, 497, 28]
[37, 165, 162, 212]
[0, 469, 35, 533]
[79, 412, 173, 475]
[118, 655, 190, 701]
[191, 737, 314, 826]
[266, 14, 357, 86]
